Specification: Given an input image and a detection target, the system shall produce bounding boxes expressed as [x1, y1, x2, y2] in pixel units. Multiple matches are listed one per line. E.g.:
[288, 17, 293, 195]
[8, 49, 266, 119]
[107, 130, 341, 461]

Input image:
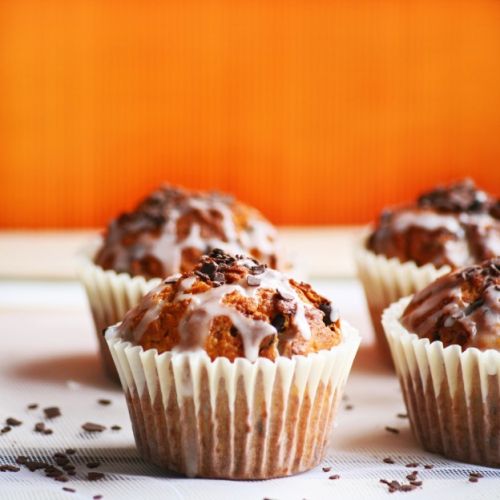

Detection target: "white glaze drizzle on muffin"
[117, 249, 341, 362]
[95, 186, 280, 279]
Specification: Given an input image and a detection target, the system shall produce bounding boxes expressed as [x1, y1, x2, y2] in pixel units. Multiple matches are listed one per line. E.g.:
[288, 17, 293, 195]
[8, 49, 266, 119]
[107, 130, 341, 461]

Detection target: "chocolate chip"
[200, 261, 217, 277]
[230, 326, 239, 337]
[45, 466, 65, 477]
[6, 418, 22, 427]
[44, 407, 61, 419]
[212, 272, 225, 284]
[385, 426, 399, 434]
[34, 422, 47, 432]
[87, 461, 101, 469]
[15, 455, 28, 465]
[250, 264, 266, 275]
[87, 472, 105, 481]
[271, 314, 286, 332]
[25, 460, 49, 471]
[469, 472, 483, 479]
[82, 422, 106, 433]
[55, 456, 70, 466]
[98, 399, 111, 406]
[318, 302, 339, 326]
[0, 465, 20, 472]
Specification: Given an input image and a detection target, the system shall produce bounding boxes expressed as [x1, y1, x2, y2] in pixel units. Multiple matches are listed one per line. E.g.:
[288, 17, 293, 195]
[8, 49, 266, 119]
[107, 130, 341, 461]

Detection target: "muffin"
[78, 185, 285, 380]
[105, 249, 360, 478]
[382, 258, 500, 466]
[356, 179, 500, 364]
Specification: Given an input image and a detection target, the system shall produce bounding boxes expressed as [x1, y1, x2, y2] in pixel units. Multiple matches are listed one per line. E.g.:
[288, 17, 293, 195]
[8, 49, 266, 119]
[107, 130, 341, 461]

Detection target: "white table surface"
[0, 275, 498, 500]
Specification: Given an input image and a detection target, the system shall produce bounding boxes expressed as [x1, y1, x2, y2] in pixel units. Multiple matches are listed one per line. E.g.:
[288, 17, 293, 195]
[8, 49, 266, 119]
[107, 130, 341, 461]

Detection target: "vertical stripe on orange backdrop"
[0, 0, 499, 228]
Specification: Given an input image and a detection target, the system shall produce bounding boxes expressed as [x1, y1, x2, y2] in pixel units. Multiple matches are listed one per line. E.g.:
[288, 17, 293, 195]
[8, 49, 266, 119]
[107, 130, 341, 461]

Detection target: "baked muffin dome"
[116, 249, 342, 361]
[401, 258, 500, 350]
[95, 186, 281, 280]
[368, 179, 500, 268]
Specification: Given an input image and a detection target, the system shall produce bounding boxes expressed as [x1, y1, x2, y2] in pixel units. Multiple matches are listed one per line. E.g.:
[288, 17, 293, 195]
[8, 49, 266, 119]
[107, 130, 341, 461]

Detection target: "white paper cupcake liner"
[355, 237, 450, 364]
[383, 297, 500, 467]
[77, 242, 161, 380]
[105, 322, 360, 479]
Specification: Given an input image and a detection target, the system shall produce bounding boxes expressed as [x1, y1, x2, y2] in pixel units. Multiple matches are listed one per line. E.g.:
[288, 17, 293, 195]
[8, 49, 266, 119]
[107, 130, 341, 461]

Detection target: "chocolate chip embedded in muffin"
[116, 249, 342, 361]
[368, 179, 500, 268]
[401, 258, 500, 350]
[94, 186, 281, 279]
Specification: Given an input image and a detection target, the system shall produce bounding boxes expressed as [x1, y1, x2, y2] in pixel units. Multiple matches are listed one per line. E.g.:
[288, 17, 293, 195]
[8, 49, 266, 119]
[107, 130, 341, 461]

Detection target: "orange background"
[1, 0, 500, 229]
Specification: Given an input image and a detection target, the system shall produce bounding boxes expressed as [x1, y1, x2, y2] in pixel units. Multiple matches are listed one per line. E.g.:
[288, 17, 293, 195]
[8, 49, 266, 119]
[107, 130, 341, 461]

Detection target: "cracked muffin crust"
[117, 249, 342, 361]
[95, 186, 281, 279]
[368, 179, 500, 269]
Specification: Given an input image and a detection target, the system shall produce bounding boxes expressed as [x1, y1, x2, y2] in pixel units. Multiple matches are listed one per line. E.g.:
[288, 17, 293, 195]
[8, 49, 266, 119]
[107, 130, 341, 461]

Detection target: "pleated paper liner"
[105, 322, 360, 479]
[383, 297, 500, 467]
[77, 241, 161, 381]
[355, 235, 450, 366]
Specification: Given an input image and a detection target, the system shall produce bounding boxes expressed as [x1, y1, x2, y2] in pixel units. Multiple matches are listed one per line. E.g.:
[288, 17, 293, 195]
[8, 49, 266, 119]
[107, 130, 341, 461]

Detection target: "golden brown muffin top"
[116, 249, 342, 361]
[401, 258, 500, 350]
[368, 179, 500, 269]
[95, 186, 281, 279]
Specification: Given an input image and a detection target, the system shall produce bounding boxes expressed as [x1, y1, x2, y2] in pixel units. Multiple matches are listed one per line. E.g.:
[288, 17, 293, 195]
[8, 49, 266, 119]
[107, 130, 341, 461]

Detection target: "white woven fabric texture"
[0, 280, 498, 499]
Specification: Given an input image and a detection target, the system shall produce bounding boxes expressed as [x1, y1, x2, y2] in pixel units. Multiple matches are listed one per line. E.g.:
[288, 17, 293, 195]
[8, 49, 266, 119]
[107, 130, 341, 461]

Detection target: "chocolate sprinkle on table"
[93, 496, 103, 500]
[27, 403, 38, 410]
[383, 457, 395, 464]
[424, 464, 434, 469]
[98, 399, 111, 406]
[88, 472, 105, 481]
[34, 422, 53, 434]
[397, 413, 408, 419]
[65, 448, 77, 455]
[87, 461, 101, 469]
[405, 462, 419, 468]
[82, 422, 106, 432]
[43, 407, 61, 419]
[322, 466, 332, 472]
[329, 474, 340, 480]
[385, 426, 399, 434]
[345, 404, 353, 410]
[111, 425, 122, 431]
[6, 417, 22, 426]
[0, 465, 20, 472]
[16, 455, 28, 465]
[1, 426, 11, 434]
[63, 488, 76, 493]
[469, 477, 479, 483]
